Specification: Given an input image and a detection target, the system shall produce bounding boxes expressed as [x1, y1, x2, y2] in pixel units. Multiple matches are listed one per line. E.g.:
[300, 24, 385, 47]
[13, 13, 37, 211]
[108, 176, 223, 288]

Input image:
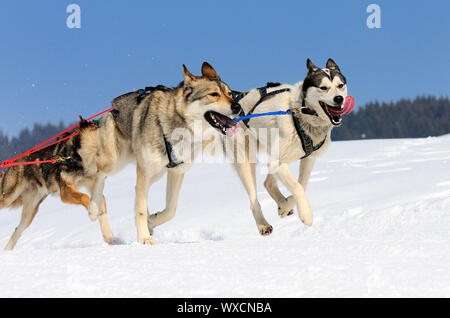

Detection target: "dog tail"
[0, 167, 24, 210]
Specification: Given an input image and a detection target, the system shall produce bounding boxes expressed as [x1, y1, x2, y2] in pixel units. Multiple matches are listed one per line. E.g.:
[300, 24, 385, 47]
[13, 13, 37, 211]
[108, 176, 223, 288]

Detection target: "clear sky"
[0, 0, 448, 136]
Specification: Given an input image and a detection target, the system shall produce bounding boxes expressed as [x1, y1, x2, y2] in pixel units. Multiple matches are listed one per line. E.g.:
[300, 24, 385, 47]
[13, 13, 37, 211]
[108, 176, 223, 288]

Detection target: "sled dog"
[0, 120, 115, 250]
[230, 58, 351, 234]
[87, 62, 242, 244]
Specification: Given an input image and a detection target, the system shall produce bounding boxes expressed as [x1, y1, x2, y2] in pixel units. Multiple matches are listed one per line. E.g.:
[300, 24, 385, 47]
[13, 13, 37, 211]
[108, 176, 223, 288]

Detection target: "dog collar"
[299, 98, 318, 117]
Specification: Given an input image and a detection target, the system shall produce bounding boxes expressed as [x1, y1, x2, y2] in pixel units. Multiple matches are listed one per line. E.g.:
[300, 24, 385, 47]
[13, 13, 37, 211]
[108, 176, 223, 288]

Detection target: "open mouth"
[204, 111, 241, 137]
[319, 101, 343, 126]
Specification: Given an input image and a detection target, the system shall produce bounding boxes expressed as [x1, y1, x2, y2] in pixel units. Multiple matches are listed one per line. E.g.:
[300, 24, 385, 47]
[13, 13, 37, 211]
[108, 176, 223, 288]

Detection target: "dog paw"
[278, 196, 296, 218]
[104, 236, 119, 245]
[87, 202, 99, 221]
[278, 206, 294, 218]
[299, 210, 313, 226]
[139, 237, 155, 245]
[258, 224, 273, 236]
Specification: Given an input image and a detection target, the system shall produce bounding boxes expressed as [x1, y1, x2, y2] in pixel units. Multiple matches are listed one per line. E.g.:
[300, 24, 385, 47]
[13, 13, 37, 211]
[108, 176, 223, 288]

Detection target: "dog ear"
[306, 58, 319, 73]
[201, 62, 220, 80]
[326, 58, 341, 72]
[78, 115, 85, 122]
[182, 64, 196, 82]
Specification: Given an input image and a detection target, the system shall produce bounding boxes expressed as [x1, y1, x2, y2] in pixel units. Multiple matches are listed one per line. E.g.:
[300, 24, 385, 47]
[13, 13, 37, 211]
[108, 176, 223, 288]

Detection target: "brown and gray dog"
[86, 62, 242, 244]
[0, 120, 115, 250]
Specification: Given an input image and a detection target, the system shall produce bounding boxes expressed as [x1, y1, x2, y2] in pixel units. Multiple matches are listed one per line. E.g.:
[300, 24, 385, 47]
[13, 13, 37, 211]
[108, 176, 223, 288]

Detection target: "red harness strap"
[0, 107, 113, 177]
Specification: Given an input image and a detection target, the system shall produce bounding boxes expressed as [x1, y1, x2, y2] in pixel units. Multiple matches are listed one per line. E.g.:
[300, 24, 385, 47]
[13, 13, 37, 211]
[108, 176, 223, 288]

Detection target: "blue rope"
[233, 109, 292, 122]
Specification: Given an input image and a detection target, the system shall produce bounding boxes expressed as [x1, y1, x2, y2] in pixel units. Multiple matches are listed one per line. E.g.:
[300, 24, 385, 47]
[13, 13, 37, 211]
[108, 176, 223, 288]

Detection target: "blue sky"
[0, 0, 449, 136]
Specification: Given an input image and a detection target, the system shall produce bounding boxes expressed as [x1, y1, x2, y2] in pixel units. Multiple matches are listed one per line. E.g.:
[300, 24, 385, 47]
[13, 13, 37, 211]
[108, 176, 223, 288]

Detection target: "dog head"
[182, 62, 242, 137]
[301, 58, 348, 126]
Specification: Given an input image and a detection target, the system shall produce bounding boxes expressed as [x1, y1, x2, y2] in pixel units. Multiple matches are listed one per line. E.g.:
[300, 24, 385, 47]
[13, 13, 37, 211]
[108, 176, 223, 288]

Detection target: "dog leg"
[299, 156, 316, 191]
[264, 173, 295, 218]
[4, 193, 46, 251]
[60, 182, 115, 244]
[87, 174, 106, 221]
[98, 195, 117, 245]
[60, 182, 90, 210]
[234, 162, 272, 235]
[274, 163, 312, 226]
[148, 170, 184, 235]
[135, 164, 163, 245]
[86, 180, 117, 245]
[282, 157, 317, 216]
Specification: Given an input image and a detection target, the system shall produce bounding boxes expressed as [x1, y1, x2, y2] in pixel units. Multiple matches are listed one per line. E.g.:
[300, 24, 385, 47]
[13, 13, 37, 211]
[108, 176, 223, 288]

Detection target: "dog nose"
[231, 102, 242, 115]
[334, 95, 344, 105]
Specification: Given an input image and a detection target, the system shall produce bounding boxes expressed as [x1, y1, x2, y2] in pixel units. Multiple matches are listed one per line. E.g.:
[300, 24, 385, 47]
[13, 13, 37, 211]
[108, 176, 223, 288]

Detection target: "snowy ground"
[0, 136, 449, 297]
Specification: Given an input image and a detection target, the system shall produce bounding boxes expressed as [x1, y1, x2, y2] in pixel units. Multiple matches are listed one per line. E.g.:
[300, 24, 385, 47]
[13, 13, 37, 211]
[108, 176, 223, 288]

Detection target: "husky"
[0, 119, 116, 250]
[229, 58, 351, 234]
[87, 62, 242, 244]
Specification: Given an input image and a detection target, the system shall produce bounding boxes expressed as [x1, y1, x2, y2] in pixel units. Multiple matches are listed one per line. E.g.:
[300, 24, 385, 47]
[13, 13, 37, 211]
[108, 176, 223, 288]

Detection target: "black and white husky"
[230, 58, 353, 234]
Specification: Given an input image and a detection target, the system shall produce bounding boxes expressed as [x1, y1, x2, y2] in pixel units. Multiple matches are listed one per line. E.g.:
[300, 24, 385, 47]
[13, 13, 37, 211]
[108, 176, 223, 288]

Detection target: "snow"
[0, 135, 449, 297]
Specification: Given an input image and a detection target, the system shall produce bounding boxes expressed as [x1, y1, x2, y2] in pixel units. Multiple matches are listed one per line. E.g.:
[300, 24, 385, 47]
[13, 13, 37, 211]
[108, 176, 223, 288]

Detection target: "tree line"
[0, 122, 67, 163]
[332, 96, 449, 140]
[1, 96, 449, 163]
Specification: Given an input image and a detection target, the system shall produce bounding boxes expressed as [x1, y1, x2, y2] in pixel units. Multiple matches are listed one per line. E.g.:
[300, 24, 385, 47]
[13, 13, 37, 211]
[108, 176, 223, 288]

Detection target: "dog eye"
[209, 92, 219, 97]
[320, 86, 328, 91]
[338, 84, 345, 89]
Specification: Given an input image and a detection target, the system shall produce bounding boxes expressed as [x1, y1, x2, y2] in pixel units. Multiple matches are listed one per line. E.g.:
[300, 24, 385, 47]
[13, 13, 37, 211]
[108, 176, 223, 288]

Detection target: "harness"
[291, 116, 326, 159]
[40, 156, 72, 181]
[232, 83, 326, 159]
[231, 83, 290, 127]
[39, 123, 96, 181]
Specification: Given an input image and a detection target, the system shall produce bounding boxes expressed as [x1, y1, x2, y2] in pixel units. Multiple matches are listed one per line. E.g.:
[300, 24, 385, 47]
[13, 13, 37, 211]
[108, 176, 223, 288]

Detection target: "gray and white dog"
[229, 58, 350, 234]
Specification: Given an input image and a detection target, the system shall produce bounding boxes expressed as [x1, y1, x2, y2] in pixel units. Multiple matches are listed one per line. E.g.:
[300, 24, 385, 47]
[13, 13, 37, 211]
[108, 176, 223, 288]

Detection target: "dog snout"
[334, 95, 344, 106]
[231, 102, 242, 115]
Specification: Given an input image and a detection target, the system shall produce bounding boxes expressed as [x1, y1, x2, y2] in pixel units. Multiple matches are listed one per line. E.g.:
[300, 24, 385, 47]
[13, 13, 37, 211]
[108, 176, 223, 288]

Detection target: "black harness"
[40, 147, 77, 181]
[232, 83, 326, 159]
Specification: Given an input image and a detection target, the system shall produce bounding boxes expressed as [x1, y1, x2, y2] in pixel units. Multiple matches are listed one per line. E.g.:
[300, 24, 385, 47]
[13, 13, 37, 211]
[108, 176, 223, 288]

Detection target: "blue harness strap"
[232, 86, 291, 127]
[234, 109, 292, 122]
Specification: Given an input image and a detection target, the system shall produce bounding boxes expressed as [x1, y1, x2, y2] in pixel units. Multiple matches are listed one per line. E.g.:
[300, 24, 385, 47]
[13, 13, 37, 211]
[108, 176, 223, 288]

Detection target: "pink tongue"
[342, 96, 355, 115]
[327, 96, 355, 116]
[226, 124, 242, 137]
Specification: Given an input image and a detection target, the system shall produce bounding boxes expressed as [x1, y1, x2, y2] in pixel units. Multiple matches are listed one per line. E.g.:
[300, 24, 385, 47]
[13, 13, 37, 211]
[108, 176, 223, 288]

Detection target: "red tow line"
[0, 107, 113, 178]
